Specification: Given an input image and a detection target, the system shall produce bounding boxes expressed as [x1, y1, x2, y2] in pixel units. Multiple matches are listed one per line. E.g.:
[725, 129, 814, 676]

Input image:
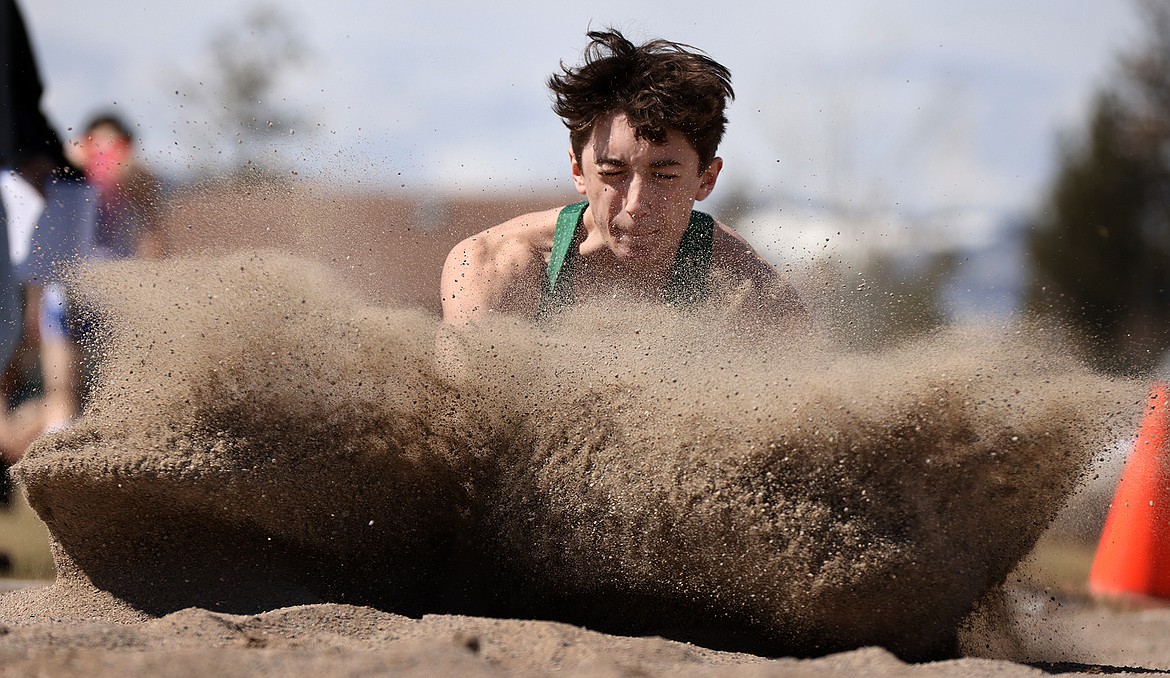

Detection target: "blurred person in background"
[29, 113, 167, 435]
[67, 113, 163, 261]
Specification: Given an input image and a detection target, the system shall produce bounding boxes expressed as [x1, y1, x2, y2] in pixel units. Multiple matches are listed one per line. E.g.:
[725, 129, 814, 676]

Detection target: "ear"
[694, 157, 723, 201]
[569, 147, 587, 196]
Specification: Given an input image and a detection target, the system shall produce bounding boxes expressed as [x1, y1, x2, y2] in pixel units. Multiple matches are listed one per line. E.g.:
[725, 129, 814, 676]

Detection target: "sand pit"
[0, 251, 1149, 675]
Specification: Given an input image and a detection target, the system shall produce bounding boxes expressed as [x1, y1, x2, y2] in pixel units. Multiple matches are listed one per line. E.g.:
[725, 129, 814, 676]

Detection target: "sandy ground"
[3, 581, 1170, 676]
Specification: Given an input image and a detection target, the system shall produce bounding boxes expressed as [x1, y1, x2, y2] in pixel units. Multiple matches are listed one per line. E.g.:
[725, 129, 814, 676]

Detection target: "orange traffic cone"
[1089, 382, 1170, 600]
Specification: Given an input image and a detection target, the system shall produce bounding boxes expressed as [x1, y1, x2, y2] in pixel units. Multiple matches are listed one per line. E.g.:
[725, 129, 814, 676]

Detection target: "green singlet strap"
[666, 210, 715, 305]
[547, 201, 588, 293]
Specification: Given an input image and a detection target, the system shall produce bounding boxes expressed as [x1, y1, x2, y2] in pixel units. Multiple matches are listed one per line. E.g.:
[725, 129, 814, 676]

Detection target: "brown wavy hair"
[549, 29, 734, 172]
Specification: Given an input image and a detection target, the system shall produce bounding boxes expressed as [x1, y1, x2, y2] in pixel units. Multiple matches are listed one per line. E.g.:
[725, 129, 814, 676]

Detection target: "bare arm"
[436, 216, 549, 382]
[440, 232, 538, 325]
[437, 233, 502, 381]
[440, 235, 500, 326]
[440, 212, 554, 325]
[712, 223, 808, 326]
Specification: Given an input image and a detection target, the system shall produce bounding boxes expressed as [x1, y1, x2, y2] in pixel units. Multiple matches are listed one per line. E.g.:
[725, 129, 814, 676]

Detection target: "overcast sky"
[20, 1, 1143, 225]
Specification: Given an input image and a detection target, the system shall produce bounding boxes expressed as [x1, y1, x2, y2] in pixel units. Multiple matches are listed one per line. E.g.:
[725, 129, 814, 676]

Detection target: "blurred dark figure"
[0, 0, 90, 484]
[67, 114, 163, 260]
[30, 114, 165, 434]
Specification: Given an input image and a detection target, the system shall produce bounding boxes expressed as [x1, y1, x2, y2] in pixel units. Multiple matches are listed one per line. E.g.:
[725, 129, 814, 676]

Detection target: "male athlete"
[441, 29, 802, 326]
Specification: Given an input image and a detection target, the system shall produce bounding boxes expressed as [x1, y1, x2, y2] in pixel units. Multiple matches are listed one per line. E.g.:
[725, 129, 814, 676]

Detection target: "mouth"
[609, 223, 660, 243]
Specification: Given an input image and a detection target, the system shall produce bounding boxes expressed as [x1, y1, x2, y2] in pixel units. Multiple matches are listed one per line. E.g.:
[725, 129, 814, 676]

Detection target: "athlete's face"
[570, 112, 722, 265]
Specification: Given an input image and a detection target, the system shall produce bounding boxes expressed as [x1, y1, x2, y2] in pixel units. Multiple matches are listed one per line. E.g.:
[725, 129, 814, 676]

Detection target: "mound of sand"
[0, 252, 1140, 662]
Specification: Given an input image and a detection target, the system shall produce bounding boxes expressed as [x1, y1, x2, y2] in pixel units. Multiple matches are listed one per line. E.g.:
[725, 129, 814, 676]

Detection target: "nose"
[624, 174, 651, 217]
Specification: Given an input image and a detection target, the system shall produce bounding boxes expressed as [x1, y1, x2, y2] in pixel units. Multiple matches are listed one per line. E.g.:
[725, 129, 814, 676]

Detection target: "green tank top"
[539, 201, 714, 315]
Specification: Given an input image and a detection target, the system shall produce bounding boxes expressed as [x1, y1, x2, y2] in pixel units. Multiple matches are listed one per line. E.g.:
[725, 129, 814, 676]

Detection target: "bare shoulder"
[441, 207, 562, 324]
[710, 218, 807, 322]
[711, 219, 777, 281]
[444, 206, 561, 275]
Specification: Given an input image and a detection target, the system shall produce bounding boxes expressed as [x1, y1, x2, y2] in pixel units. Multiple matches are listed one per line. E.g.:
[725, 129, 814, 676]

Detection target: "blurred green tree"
[1027, 0, 1170, 374]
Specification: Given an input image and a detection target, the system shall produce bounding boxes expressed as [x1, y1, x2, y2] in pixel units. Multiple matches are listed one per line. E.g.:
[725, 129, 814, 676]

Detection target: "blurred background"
[2, 0, 1167, 584]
